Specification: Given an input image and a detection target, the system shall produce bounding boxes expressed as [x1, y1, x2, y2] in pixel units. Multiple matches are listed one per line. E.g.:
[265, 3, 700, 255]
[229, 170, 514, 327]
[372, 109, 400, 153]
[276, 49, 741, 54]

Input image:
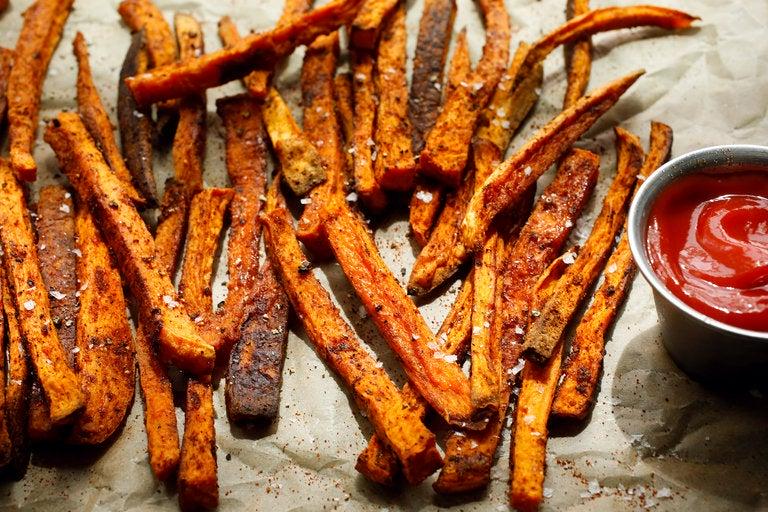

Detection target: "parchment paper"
[1, 0, 767, 510]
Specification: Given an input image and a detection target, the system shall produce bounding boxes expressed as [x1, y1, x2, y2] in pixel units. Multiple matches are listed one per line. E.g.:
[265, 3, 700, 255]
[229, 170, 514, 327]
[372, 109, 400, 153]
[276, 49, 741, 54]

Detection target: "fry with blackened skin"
[117, 0, 176, 68]
[419, 0, 511, 187]
[0, 160, 84, 423]
[462, 70, 644, 250]
[172, 13, 207, 195]
[357, 273, 473, 485]
[1, 268, 31, 479]
[351, 51, 386, 211]
[434, 149, 599, 494]
[28, 186, 78, 441]
[118, 30, 158, 205]
[262, 202, 442, 485]
[325, 205, 485, 428]
[126, 0, 365, 106]
[374, 3, 415, 191]
[73, 33, 145, 206]
[524, 128, 645, 361]
[215, 95, 269, 351]
[409, 30, 469, 246]
[69, 205, 136, 445]
[7, 0, 74, 181]
[553, 122, 672, 419]
[263, 87, 327, 196]
[297, 32, 346, 257]
[350, 0, 399, 50]
[0, 48, 13, 125]
[177, 189, 232, 512]
[44, 113, 215, 375]
[563, 0, 592, 108]
[217, 0, 310, 99]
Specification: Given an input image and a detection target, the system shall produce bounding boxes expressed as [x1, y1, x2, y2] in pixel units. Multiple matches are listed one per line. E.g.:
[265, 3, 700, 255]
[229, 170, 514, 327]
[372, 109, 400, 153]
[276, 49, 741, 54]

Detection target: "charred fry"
[117, 0, 177, 68]
[7, 0, 74, 181]
[44, 112, 215, 375]
[262, 204, 442, 485]
[0, 160, 84, 423]
[350, 0, 399, 49]
[126, 0, 365, 106]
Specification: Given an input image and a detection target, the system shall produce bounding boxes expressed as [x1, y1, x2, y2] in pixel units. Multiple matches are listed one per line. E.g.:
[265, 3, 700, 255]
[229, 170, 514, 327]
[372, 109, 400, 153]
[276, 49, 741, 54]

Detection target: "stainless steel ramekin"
[627, 145, 768, 382]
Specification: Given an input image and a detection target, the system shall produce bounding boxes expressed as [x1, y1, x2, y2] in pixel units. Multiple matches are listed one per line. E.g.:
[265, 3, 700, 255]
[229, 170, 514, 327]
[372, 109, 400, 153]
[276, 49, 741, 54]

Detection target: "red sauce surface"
[647, 169, 768, 332]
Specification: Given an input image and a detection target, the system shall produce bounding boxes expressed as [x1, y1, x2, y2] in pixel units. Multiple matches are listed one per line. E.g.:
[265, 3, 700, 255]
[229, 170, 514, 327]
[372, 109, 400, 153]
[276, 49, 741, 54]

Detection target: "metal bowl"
[627, 144, 768, 382]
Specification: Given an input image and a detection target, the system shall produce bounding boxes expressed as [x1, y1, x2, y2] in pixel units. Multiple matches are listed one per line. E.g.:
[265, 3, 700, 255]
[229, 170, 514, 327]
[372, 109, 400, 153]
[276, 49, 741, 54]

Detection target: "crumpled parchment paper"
[0, 0, 767, 510]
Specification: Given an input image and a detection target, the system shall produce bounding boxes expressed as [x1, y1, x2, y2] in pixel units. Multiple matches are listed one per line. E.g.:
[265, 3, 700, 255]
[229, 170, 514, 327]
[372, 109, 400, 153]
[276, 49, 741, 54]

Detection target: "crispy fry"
[117, 0, 176, 68]
[419, 0, 511, 187]
[0, 280, 10, 467]
[118, 30, 159, 206]
[172, 14, 207, 195]
[69, 205, 135, 445]
[1, 268, 31, 479]
[357, 273, 474, 484]
[0, 48, 13, 125]
[462, 70, 644, 250]
[0, 160, 83, 423]
[325, 205, 484, 427]
[351, 51, 387, 211]
[374, 3, 416, 191]
[563, 0, 592, 109]
[350, 0, 398, 49]
[297, 32, 346, 257]
[553, 121, 672, 418]
[215, 95, 269, 350]
[126, 0, 365, 106]
[73, 33, 145, 206]
[7, 0, 74, 181]
[334, 72, 355, 178]
[262, 204, 442, 485]
[177, 189, 231, 512]
[409, 30, 470, 246]
[263, 87, 327, 196]
[226, 260, 289, 425]
[28, 186, 78, 441]
[44, 112, 215, 375]
[434, 149, 599, 494]
[523, 128, 644, 361]
[217, 0, 310, 99]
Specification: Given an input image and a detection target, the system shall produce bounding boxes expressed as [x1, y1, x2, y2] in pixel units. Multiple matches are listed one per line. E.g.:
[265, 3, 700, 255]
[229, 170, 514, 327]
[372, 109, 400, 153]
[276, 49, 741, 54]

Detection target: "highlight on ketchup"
[646, 168, 768, 332]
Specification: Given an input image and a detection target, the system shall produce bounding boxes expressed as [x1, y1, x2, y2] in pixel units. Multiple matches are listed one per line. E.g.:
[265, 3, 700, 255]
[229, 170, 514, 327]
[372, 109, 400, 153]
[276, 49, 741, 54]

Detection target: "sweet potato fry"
[461, 70, 644, 250]
[126, 0, 365, 106]
[0, 48, 13, 126]
[0, 160, 84, 423]
[351, 51, 387, 211]
[177, 189, 231, 512]
[1, 268, 31, 479]
[172, 14, 207, 195]
[28, 186, 79, 440]
[408, 30, 469, 246]
[524, 128, 643, 361]
[373, 3, 416, 191]
[118, 30, 159, 206]
[350, 0, 398, 49]
[419, 0, 511, 187]
[434, 149, 599, 494]
[325, 205, 484, 427]
[226, 259, 289, 425]
[73, 33, 145, 207]
[0, 284, 10, 467]
[217, 0, 310, 99]
[44, 112, 215, 375]
[296, 32, 346, 257]
[215, 95, 269, 350]
[263, 87, 327, 196]
[553, 121, 672, 418]
[357, 273, 474, 484]
[7, 0, 74, 181]
[262, 204, 442, 485]
[334, 72, 355, 178]
[563, 0, 592, 109]
[69, 205, 135, 445]
[117, 0, 176, 68]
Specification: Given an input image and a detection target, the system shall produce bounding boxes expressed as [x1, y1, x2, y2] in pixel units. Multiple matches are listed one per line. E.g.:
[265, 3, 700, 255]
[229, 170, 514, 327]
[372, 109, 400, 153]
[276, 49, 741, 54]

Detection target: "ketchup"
[646, 169, 768, 332]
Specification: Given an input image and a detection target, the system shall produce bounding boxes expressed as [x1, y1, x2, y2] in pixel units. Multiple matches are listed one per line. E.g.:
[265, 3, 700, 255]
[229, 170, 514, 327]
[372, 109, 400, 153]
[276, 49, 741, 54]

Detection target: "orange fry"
[7, 0, 74, 181]
[563, 0, 592, 108]
[117, 0, 176, 68]
[350, 0, 399, 50]
[334, 72, 356, 179]
[0, 278, 11, 467]
[126, 0, 365, 106]
[0, 48, 14, 126]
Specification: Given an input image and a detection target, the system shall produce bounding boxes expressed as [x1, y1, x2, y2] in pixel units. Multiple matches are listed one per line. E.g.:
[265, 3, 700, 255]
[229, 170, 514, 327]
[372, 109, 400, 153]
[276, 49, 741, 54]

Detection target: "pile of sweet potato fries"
[0, 0, 693, 509]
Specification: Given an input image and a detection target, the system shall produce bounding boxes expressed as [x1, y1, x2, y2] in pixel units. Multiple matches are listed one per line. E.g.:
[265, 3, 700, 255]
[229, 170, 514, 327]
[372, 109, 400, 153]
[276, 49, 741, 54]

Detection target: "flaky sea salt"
[524, 166, 532, 176]
[543, 488, 554, 498]
[523, 414, 535, 425]
[59, 203, 70, 213]
[163, 295, 180, 309]
[415, 190, 433, 203]
[49, 290, 66, 300]
[514, 325, 525, 335]
[346, 192, 358, 202]
[607, 263, 618, 274]
[510, 358, 526, 375]
[565, 219, 574, 228]
[23, 300, 36, 311]
[563, 251, 577, 265]
[71, 248, 82, 257]
[300, 197, 312, 205]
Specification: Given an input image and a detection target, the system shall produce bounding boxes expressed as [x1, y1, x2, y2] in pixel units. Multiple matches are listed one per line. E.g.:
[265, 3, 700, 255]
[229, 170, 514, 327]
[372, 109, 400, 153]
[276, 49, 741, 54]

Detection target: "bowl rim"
[627, 143, 768, 342]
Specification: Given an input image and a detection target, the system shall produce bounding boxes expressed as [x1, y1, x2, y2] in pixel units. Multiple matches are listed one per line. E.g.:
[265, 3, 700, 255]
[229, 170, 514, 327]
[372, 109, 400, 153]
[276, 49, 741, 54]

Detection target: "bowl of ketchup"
[628, 145, 768, 381]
